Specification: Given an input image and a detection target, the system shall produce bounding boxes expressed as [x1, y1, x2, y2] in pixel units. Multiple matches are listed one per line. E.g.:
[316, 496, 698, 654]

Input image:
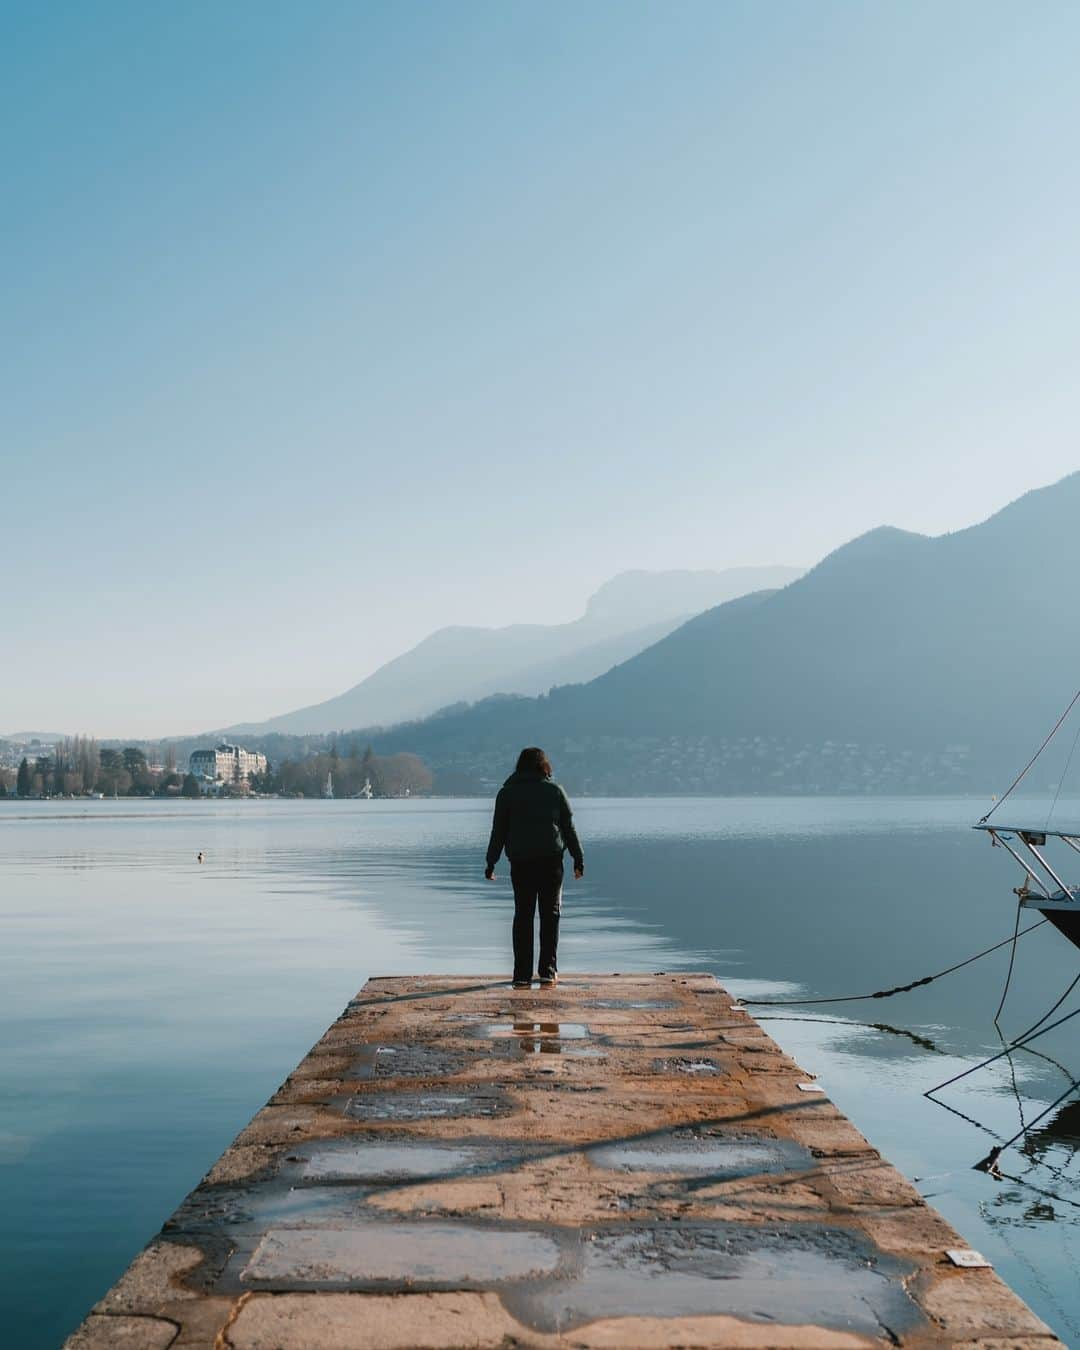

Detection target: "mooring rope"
[925, 975, 1080, 1098]
[737, 917, 1048, 1007]
[993, 898, 1025, 1025]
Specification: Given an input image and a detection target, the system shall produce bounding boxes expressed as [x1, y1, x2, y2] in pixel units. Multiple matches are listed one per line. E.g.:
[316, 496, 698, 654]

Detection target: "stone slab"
[241, 1223, 563, 1286]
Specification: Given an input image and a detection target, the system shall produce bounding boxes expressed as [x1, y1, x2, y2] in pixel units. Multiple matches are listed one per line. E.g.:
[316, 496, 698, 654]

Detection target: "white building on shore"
[189, 742, 267, 788]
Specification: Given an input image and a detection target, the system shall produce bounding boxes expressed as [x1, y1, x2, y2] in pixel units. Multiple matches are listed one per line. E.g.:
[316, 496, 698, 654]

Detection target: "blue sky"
[4, 1, 1080, 736]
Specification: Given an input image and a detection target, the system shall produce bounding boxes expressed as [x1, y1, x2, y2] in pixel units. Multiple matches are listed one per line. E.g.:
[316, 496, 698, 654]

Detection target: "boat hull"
[1021, 896, 1080, 951]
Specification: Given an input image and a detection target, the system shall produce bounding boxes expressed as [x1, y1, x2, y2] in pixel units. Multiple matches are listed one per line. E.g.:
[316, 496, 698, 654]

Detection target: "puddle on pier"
[652, 1056, 724, 1076]
[168, 1179, 370, 1235]
[506, 1223, 919, 1339]
[350, 1043, 467, 1081]
[469, 1022, 598, 1057]
[284, 1137, 511, 1182]
[241, 1222, 564, 1286]
[584, 999, 677, 1010]
[201, 1207, 918, 1343]
[588, 1128, 813, 1177]
[344, 1090, 508, 1122]
[651, 1039, 720, 1051]
[473, 1022, 589, 1040]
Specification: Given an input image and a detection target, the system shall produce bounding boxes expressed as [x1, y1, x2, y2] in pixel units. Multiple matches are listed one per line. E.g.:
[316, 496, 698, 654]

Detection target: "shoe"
[539, 975, 558, 989]
[512, 980, 531, 990]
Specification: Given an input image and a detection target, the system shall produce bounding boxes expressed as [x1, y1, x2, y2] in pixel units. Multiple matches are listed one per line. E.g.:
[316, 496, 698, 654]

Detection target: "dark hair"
[515, 746, 552, 777]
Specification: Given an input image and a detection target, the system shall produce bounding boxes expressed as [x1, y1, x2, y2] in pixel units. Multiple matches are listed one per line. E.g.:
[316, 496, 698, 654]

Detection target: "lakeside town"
[0, 729, 981, 800]
[0, 736, 432, 800]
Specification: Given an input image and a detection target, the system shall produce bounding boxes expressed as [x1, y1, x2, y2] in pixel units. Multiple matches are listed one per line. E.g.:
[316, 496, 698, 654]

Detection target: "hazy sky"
[5, 2, 1080, 737]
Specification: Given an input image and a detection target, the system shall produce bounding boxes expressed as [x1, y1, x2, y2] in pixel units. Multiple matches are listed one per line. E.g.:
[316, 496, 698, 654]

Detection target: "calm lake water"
[4, 796, 1080, 1346]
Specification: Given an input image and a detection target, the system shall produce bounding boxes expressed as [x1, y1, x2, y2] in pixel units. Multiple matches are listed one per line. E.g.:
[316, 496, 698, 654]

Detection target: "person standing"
[485, 747, 584, 989]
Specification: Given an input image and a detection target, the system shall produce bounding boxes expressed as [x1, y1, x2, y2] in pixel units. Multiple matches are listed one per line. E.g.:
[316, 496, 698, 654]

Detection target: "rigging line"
[946, 1050, 1079, 1188]
[739, 918, 1049, 1007]
[927, 1092, 1004, 1140]
[1016, 1124, 1076, 1188]
[975, 1078, 1080, 1175]
[993, 898, 1024, 1026]
[1017, 1147, 1074, 1190]
[1014, 1039, 1075, 1084]
[980, 684, 1080, 823]
[1010, 968, 1080, 1046]
[1048, 715, 1080, 830]
[1002, 1043, 1028, 1143]
[925, 1000, 1080, 1098]
[1009, 1038, 1080, 1187]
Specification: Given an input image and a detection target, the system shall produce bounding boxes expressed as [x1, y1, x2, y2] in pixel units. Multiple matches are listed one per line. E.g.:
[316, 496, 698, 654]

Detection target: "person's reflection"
[514, 1021, 562, 1054]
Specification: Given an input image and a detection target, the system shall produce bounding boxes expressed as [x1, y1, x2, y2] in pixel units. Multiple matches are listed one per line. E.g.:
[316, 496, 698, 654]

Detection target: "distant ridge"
[365, 473, 1080, 794]
[219, 565, 803, 737]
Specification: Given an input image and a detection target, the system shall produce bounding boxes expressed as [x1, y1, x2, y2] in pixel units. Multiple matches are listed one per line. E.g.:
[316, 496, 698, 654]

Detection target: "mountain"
[365, 473, 1080, 794]
[227, 566, 803, 736]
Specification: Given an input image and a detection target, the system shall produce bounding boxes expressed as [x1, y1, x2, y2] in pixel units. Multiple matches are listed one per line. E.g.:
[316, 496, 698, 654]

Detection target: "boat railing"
[973, 823, 1080, 901]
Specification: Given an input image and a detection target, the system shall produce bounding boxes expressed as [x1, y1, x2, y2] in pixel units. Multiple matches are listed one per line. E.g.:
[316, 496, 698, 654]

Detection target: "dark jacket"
[485, 769, 584, 873]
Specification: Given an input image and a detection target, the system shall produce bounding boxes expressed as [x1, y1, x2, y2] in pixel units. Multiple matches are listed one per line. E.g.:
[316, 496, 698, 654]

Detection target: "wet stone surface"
[66, 973, 1061, 1348]
[652, 1056, 725, 1075]
[241, 1222, 564, 1288]
[282, 1136, 527, 1182]
[470, 1022, 590, 1041]
[506, 1222, 920, 1339]
[166, 1177, 379, 1239]
[584, 999, 677, 1010]
[588, 1128, 814, 1177]
[289, 1140, 488, 1182]
[350, 1043, 470, 1080]
[343, 1090, 509, 1121]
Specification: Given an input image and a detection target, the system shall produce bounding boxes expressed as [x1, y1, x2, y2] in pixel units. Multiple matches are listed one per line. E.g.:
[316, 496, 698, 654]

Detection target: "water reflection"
[758, 1014, 942, 1055]
[1031, 1098, 1080, 1151]
[517, 1022, 562, 1055]
[474, 1021, 592, 1054]
[3, 797, 1080, 1345]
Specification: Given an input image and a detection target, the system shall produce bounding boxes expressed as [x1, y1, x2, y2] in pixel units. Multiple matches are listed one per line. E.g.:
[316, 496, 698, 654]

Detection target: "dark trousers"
[510, 857, 563, 983]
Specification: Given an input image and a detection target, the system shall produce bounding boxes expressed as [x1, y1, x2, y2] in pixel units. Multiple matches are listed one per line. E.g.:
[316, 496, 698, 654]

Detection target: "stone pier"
[66, 974, 1060, 1347]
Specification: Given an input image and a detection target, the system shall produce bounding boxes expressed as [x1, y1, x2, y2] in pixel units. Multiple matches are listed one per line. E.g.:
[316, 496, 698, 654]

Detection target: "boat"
[976, 683, 1080, 952]
[323, 772, 334, 800]
[974, 822, 1080, 949]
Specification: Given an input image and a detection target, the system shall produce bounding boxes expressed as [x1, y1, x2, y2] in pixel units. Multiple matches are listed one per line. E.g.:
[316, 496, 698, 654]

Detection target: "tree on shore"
[54, 736, 100, 795]
[16, 758, 31, 797]
[376, 752, 433, 797]
[181, 774, 201, 798]
[248, 761, 277, 794]
[97, 749, 133, 796]
[122, 747, 154, 794]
